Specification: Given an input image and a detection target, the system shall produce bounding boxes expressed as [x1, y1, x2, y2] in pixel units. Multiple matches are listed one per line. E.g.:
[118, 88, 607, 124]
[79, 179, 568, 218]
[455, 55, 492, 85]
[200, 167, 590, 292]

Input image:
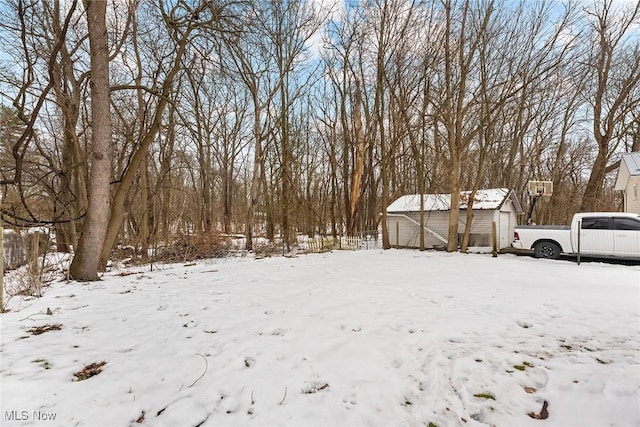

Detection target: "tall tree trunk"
[447, 146, 461, 252]
[222, 161, 232, 234]
[246, 95, 263, 251]
[329, 126, 339, 238]
[348, 82, 366, 236]
[280, 75, 291, 250]
[378, 83, 390, 250]
[140, 157, 149, 259]
[580, 144, 608, 211]
[69, 0, 111, 280]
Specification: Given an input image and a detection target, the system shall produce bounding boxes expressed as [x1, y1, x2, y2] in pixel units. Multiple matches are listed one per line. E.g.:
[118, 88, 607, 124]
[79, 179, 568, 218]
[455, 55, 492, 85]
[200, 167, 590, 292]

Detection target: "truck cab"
[577, 214, 640, 258]
[513, 212, 640, 259]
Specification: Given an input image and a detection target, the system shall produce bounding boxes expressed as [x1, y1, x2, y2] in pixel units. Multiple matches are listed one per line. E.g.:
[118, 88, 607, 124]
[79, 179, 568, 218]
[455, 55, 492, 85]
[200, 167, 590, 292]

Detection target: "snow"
[387, 188, 512, 212]
[1, 250, 639, 427]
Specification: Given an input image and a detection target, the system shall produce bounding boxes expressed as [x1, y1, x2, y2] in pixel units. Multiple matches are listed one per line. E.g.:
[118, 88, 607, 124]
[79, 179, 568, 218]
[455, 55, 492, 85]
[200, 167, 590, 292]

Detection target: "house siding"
[625, 177, 640, 214]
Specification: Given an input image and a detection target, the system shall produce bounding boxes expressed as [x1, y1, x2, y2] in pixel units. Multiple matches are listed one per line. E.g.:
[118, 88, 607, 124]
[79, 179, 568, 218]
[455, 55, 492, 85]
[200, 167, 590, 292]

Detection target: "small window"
[581, 217, 610, 230]
[634, 184, 638, 201]
[613, 217, 640, 231]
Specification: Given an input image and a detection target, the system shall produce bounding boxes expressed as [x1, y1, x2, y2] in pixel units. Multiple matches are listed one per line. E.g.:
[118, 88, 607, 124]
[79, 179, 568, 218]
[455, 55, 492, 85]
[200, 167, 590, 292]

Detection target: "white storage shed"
[386, 188, 523, 250]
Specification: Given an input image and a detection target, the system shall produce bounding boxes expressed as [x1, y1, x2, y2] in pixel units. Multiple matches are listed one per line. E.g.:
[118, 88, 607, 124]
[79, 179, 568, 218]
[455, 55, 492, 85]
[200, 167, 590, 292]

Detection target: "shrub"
[154, 233, 232, 263]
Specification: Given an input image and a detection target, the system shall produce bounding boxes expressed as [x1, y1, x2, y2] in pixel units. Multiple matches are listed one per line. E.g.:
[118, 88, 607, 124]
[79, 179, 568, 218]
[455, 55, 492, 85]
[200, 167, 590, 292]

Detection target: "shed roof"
[614, 152, 640, 190]
[387, 188, 523, 213]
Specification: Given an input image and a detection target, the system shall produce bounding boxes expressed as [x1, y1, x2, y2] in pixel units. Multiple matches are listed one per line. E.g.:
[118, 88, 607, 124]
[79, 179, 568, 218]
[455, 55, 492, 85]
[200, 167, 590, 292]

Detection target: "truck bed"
[515, 225, 569, 230]
[512, 224, 571, 253]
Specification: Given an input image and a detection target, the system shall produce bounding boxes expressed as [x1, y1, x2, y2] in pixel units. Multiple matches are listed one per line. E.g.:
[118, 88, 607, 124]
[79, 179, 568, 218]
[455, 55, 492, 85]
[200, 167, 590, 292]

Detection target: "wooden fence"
[307, 236, 368, 253]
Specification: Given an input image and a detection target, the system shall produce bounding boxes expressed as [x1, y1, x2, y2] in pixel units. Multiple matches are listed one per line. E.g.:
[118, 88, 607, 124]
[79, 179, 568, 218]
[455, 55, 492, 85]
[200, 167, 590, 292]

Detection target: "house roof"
[387, 188, 523, 213]
[614, 152, 640, 190]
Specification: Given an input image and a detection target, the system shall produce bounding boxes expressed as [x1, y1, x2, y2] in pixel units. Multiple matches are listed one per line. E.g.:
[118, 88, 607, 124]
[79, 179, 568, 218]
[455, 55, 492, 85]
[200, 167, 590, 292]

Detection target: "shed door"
[499, 212, 510, 249]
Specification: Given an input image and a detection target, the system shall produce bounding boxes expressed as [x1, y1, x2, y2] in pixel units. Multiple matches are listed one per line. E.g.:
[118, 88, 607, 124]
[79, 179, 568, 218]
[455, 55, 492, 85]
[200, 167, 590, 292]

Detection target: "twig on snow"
[20, 308, 51, 321]
[189, 353, 208, 388]
[278, 387, 288, 405]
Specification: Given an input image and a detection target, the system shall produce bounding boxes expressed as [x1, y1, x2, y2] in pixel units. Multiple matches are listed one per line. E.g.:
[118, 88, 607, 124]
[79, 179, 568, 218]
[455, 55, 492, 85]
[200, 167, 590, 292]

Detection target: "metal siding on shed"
[626, 176, 640, 214]
[386, 191, 521, 249]
[387, 210, 506, 249]
[408, 212, 450, 248]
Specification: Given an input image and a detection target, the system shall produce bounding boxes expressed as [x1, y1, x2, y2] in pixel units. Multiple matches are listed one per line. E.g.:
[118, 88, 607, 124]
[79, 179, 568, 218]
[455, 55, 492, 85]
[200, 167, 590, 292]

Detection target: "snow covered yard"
[1, 250, 638, 427]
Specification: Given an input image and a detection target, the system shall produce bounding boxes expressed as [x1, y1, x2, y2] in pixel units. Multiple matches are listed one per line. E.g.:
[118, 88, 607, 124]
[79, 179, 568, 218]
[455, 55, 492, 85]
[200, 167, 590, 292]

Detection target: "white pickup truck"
[512, 212, 640, 259]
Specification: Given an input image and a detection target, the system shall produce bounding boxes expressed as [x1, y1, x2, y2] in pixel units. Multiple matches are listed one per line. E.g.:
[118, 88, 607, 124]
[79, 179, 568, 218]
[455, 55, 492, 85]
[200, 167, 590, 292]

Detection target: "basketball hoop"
[527, 181, 553, 197]
[525, 181, 553, 224]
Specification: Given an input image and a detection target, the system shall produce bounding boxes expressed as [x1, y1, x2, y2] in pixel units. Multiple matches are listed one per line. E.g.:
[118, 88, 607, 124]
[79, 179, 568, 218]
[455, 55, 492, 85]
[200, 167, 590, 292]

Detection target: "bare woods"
[0, 0, 638, 279]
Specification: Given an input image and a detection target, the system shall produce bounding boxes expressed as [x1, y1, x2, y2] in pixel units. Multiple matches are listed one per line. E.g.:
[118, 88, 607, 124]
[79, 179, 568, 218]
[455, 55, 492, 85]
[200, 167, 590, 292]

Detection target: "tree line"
[0, 0, 638, 279]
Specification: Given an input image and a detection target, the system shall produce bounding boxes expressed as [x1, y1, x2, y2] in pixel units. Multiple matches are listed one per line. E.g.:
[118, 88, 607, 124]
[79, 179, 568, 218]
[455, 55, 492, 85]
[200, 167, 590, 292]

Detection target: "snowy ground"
[1, 250, 639, 427]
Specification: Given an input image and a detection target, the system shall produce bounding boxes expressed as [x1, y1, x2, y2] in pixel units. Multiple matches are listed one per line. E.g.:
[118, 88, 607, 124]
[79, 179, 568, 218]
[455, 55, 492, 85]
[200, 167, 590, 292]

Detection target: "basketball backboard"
[527, 180, 553, 197]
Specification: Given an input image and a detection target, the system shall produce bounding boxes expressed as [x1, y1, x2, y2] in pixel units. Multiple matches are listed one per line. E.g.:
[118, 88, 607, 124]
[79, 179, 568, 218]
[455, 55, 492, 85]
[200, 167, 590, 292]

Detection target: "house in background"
[614, 152, 640, 215]
[386, 188, 523, 251]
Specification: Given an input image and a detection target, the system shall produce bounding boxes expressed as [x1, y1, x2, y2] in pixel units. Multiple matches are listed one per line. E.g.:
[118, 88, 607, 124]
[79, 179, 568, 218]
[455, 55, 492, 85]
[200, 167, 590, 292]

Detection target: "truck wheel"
[533, 241, 561, 260]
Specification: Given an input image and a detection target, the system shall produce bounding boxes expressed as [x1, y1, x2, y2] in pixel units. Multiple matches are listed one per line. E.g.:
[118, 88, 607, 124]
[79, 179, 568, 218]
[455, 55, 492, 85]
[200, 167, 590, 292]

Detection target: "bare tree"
[580, 1, 640, 212]
[436, 0, 494, 251]
[219, 0, 320, 250]
[270, 0, 323, 250]
[220, 3, 277, 251]
[69, 0, 112, 280]
[2, 0, 637, 271]
[99, 0, 222, 267]
[0, 0, 84, 228]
